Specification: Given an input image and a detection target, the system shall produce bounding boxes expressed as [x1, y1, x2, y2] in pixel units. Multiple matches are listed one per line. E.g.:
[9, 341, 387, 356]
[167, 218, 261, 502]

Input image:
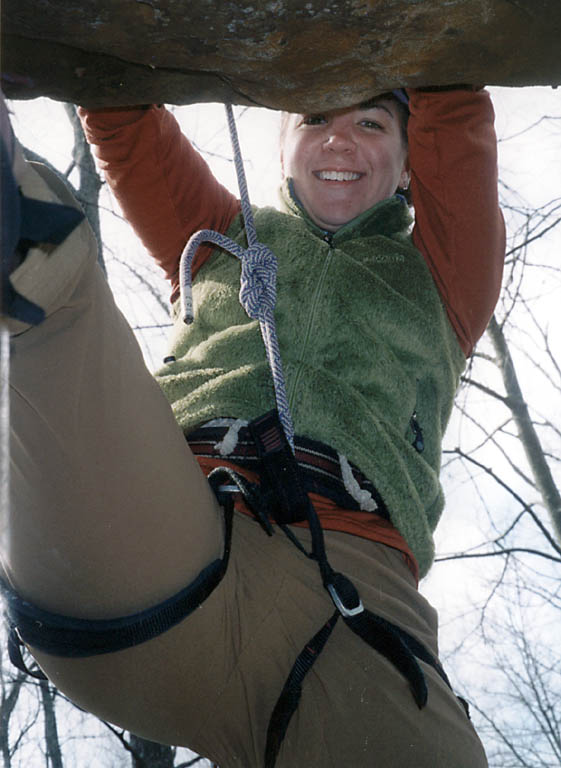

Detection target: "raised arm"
[78, 105, 241, 301]
[407, 88, 505, 357]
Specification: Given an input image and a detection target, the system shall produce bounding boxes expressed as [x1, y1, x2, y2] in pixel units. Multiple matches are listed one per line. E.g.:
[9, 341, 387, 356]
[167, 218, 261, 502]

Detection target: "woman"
[3, 87, 504, 767]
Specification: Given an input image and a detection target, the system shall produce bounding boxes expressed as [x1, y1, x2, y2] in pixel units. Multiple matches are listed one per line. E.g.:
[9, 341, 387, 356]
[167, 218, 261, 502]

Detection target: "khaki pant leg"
[63, 512, 485, 768]
[21, 512, 487, 768]
[4, 160, 223, 620]
[186, 520, 489, 768]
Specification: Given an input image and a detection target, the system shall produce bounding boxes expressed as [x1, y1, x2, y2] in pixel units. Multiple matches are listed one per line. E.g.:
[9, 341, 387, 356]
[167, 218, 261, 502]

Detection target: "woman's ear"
[399, 158, 410, 190]
[399, 171, 410, 190]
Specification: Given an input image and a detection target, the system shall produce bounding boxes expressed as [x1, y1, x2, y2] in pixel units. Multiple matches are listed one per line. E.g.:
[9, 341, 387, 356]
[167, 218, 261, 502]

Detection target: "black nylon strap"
[249, 410, 310, 525]
[265, 612, 339, 768]
[343, 610, 428, 708]
[7, 624, 47, 680]
[1, 551, 230, 658]
[258, 436, 456, 766]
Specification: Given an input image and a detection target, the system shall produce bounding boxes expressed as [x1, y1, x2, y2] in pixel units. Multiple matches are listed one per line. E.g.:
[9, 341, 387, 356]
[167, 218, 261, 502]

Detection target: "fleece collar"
[279, 178, 413, 244]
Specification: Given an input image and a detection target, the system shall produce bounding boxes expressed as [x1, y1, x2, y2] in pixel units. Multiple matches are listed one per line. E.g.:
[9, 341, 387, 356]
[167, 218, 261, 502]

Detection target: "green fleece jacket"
[156, 184, 466, 577]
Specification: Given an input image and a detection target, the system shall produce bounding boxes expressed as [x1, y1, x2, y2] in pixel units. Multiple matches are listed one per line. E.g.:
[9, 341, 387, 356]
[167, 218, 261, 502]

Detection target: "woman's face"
[281, 99, 409, 232]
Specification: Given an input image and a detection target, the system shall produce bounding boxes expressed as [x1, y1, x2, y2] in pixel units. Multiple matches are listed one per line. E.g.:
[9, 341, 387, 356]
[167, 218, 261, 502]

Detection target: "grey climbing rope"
[179, 104, 295, 449]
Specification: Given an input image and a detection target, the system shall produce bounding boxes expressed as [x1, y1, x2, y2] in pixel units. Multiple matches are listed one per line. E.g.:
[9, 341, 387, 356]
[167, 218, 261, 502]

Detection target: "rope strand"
[179, 104, 295, 449]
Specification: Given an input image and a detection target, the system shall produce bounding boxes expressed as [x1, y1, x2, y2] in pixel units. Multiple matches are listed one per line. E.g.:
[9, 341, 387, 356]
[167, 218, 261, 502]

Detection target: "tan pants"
[4, 160, 488, 768]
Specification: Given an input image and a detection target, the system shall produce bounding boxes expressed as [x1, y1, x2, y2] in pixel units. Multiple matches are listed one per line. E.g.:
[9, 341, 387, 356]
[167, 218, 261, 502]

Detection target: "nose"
[323, 123, 356, 153]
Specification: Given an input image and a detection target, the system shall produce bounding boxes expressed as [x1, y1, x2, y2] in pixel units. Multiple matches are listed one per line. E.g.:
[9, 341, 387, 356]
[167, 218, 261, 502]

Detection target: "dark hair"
[357, 92, 409, 147]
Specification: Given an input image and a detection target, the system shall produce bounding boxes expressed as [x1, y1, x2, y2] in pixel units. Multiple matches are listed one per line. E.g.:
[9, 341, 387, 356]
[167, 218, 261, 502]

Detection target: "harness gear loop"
[179, 104, 295, 449]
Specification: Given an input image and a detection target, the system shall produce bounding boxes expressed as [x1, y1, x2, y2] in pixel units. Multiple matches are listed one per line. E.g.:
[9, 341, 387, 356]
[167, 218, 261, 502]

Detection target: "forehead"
[284, 98, 398, 129]
[356, 98, 398, 119]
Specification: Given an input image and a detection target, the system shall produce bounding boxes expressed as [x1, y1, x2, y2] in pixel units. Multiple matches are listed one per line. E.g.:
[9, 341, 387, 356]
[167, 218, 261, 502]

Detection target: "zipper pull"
[410, 412, 424, 453]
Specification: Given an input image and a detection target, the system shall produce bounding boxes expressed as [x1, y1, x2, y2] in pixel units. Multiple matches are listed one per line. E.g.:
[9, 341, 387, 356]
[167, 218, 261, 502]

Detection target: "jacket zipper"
[288, 235, 333, 410]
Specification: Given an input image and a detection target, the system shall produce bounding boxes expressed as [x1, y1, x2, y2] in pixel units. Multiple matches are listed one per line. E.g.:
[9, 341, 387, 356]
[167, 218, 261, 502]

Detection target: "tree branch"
[487, 315, 561, 543]
[448, 448, 561, 556]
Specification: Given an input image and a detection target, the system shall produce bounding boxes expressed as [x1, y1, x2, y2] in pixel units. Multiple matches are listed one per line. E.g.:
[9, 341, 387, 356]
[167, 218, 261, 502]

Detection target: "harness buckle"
[327, 580, 364, 618]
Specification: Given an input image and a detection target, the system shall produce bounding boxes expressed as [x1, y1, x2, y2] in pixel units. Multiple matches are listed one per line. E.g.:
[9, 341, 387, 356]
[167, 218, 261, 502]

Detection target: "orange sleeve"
[407, 88, 506, 357]
[78, 105, 241, 301]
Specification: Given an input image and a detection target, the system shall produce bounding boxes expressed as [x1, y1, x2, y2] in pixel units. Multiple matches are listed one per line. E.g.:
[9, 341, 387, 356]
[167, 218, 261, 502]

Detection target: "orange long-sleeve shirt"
[79, 89, 505, 357]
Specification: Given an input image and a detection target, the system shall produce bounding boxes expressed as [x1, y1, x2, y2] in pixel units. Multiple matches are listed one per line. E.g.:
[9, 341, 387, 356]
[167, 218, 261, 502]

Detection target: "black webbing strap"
[1, 472, 235, 676]
[258, 416, 456, 767]
[264, 599, 453, 767]
[249, 410, 310, 525]
[347, 611, 452, 693]
[265, 611, 339, 768]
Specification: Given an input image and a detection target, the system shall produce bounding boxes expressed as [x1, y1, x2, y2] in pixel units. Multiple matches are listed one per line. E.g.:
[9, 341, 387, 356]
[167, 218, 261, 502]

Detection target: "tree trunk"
[0, 668, 26, 768]
[128, 734, 176, 768]
[62, 103, 105, 272]
[487, 314, 561, 540]
[39, 679, 63, 768]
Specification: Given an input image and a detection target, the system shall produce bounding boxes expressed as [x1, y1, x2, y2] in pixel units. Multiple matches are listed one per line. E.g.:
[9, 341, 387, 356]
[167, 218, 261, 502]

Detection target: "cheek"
[284, 143, 304, 178]
[392, 144, 408, 175]
[282, 130, 317, 181]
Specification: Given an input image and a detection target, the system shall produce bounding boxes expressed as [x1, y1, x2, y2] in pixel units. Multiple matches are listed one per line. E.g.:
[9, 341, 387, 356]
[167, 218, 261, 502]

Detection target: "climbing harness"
[205, 411, 459, 768]
[1, 100, 468, 767]
[187, 422, 389, 518]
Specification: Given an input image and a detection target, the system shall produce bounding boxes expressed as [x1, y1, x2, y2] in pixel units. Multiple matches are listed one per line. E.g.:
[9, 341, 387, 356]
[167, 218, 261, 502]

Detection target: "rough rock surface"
[2, 0, 560, 111]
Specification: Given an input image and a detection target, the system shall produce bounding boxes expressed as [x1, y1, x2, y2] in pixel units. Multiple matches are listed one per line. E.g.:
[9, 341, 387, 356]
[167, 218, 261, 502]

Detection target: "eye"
[359, 119, 384, 130]
[301, 114, 327, 126]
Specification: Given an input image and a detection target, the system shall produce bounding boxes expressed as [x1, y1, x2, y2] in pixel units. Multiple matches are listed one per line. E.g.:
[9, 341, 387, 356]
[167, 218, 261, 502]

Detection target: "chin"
[319, 209, 361, 230]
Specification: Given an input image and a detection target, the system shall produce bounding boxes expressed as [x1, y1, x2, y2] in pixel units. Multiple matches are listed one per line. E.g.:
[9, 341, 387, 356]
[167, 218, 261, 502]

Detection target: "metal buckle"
[217, 485, 240, 493]
[327, 583, 364, 618]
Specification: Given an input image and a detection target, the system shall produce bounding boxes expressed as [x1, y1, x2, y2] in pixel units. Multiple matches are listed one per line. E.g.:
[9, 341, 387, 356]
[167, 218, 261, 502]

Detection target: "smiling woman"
[280, 94, 410, 231]
[3, 85, 505, 768]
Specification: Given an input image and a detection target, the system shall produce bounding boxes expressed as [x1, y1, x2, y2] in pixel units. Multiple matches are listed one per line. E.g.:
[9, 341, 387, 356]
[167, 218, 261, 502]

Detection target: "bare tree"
[431, 111, 561, 767]
[0, 652, 35, 768]
[39, 680, 63, 768]
[62, 103, 103, 269]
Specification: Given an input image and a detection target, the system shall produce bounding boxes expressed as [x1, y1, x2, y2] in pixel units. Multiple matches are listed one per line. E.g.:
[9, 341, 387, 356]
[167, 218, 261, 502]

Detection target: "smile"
[315, 170, 363, 182]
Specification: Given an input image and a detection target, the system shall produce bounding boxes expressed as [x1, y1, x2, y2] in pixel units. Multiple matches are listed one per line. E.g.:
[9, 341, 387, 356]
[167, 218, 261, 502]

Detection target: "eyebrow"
[357, 98, 395, 118]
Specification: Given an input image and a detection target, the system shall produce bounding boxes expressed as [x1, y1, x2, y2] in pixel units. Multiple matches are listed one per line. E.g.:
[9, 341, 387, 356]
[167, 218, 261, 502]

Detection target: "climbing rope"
[179, 104, 295, 449]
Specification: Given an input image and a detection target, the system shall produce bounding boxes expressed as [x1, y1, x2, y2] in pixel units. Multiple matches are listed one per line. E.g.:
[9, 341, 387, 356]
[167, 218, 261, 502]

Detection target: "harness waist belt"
[187, 425, 389, 521]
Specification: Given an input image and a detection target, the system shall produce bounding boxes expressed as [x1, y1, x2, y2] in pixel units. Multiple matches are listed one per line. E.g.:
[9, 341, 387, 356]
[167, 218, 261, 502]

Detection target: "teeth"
[318, 170, 361, 181]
